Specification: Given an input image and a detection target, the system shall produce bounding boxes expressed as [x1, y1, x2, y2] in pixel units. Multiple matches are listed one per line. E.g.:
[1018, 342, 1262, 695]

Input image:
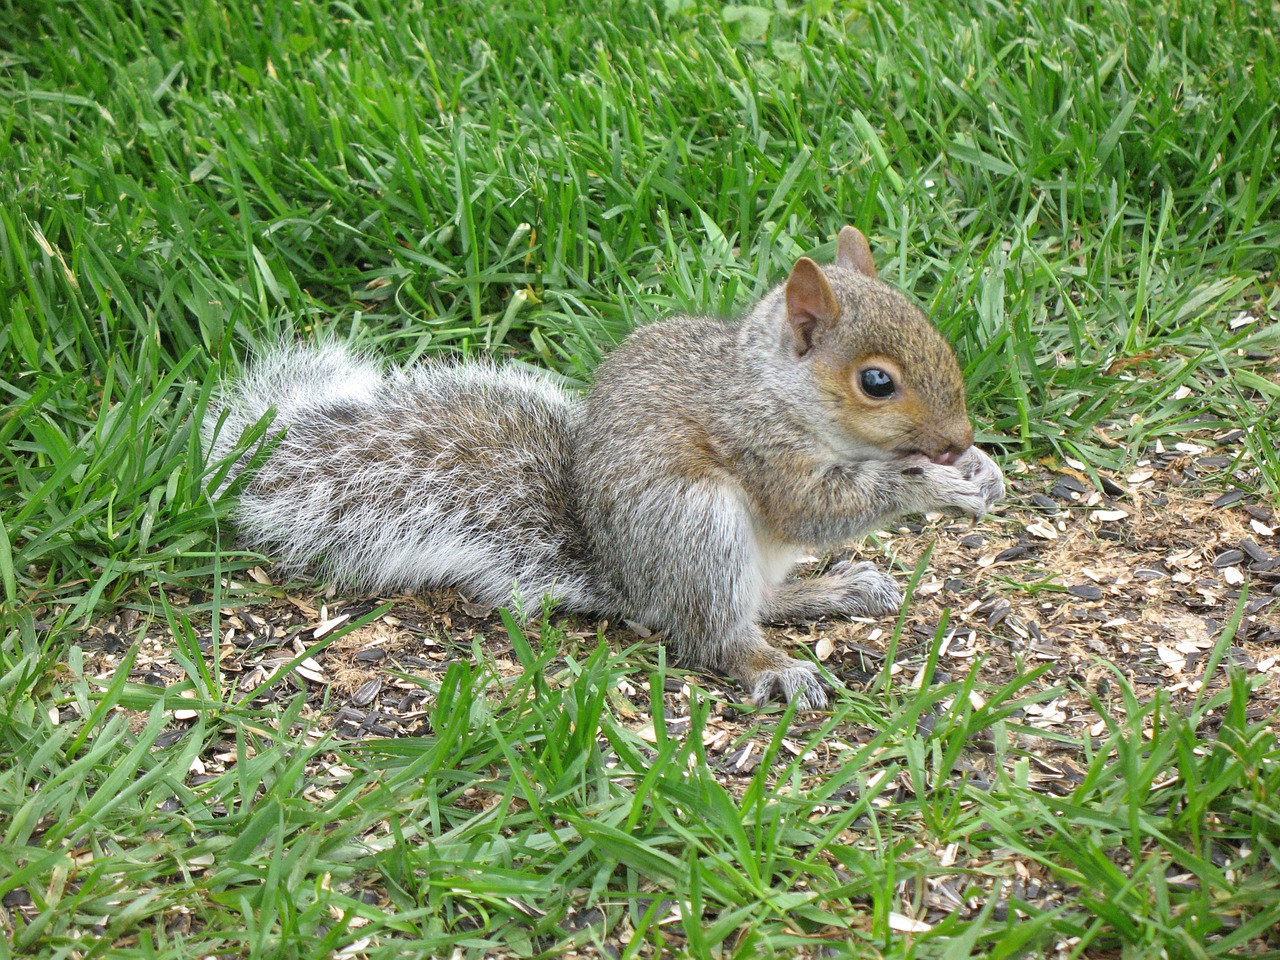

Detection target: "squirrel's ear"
[785, 257, 840, 357]
[835, 226, 877, 278]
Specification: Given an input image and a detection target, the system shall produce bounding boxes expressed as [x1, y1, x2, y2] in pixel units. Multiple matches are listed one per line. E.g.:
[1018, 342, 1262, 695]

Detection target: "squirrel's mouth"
[898, 446, 970, 466]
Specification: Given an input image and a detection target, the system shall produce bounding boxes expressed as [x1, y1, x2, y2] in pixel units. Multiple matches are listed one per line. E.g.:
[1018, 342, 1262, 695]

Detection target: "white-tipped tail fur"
[204, 342, 388, 480]
[204, 342, 603, 611]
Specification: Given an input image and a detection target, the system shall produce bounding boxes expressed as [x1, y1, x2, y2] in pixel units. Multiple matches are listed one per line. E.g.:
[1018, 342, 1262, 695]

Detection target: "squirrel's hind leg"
[763, 560, 903, 622]
[614, 481, 831, 710]
[674, 614, 829, 710]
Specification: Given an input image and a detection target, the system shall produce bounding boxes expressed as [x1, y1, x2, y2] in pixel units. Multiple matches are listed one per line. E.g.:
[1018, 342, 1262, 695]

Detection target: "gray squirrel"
[205, 227, 1004, 709]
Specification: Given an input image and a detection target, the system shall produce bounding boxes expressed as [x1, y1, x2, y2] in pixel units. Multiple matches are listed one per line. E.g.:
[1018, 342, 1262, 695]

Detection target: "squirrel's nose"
[930, 449, 962, 466]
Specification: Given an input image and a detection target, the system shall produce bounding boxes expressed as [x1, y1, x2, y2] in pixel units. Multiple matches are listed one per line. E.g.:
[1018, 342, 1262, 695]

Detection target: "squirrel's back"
[204, 343, 601, 609]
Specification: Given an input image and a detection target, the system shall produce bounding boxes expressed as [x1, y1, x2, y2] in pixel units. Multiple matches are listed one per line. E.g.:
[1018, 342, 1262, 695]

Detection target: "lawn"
[2, 0, 1279, 956]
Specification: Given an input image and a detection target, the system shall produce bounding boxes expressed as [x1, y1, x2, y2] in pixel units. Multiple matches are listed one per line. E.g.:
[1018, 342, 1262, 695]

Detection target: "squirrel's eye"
[859, 367, 896, 399]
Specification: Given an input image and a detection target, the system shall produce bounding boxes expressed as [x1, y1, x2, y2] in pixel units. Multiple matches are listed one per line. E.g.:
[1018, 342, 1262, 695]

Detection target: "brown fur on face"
[790, 256, 973, 462]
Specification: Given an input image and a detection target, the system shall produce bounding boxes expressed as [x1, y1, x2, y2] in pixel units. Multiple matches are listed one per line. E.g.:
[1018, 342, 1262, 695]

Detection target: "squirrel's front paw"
[909, 461, 989, 519]
[954, 446, 1005, 511]
[827, 560, 903, 617]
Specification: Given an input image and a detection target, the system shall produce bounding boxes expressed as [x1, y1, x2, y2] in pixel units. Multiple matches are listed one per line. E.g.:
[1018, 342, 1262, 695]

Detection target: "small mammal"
[205, 227, 1004, 709]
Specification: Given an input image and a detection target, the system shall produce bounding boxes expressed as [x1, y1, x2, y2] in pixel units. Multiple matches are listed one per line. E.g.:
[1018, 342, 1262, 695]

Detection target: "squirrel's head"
[783, 226, 973, 464]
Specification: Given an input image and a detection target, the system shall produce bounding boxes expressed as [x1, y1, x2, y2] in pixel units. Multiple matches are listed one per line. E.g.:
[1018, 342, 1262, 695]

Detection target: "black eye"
[860, 367, 896, 399]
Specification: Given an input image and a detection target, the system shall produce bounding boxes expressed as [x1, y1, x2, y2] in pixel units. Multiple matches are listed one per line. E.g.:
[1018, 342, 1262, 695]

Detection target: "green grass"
[2, 0, 1279, 956]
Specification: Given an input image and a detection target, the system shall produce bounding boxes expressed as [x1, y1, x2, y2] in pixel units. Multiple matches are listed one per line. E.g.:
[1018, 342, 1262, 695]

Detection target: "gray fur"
[204, 342, 599, 609]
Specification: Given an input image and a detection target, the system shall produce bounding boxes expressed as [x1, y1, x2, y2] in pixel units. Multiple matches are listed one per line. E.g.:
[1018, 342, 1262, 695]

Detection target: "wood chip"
[889, 913, 932, 933]
[313, 614, 350, 638]
[1025, 520, 1059, 540]
[296, 657, 327, 684]
[1090, 509, 1128, 522]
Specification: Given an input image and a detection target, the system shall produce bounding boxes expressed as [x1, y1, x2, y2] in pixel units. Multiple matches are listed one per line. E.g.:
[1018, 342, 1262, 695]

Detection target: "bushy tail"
[203, 341, 385, 473]
[202, 341, 608, 613]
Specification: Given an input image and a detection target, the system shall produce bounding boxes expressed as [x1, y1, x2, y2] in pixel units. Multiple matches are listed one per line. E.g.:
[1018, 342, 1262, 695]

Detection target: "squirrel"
[204, 227, 1005, 710]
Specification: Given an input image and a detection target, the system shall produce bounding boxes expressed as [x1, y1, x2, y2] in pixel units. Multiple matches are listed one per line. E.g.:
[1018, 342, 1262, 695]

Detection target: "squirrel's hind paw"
[744, 653, 829, 711]
[826, 561, 904, 616]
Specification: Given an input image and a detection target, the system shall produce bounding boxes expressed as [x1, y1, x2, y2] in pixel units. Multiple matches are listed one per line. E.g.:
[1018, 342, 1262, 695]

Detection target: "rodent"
[204, 227, 1005, 709]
